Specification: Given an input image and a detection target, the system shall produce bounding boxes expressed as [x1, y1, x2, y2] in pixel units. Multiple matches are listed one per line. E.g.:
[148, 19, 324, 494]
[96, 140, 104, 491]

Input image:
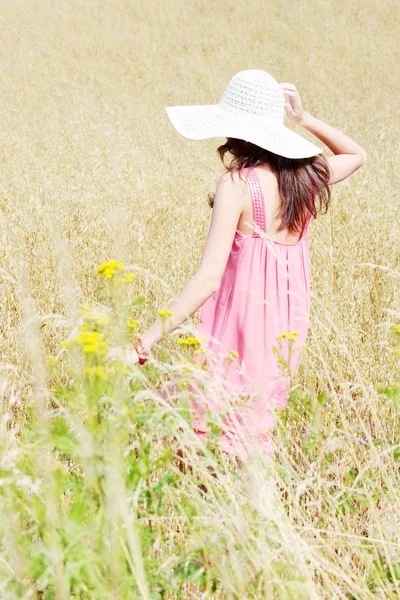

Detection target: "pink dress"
[190, 166, 312, 460]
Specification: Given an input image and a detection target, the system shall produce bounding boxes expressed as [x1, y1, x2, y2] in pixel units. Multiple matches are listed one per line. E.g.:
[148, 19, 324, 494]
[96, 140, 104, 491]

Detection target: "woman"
[108, 70, 367, 459]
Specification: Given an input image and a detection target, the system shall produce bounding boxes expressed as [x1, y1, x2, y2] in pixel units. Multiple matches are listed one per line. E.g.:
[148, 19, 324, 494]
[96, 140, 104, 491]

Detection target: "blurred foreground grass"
[0, 0, 399, 597]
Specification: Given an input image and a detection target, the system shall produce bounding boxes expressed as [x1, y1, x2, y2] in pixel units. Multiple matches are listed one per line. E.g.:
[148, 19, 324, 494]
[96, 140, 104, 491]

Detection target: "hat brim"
[165, 104, 322, 159]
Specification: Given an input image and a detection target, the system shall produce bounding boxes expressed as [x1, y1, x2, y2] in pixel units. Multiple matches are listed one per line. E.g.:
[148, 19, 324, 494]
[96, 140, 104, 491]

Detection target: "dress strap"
[244, 167, 267, 233]
[244, 167, 315, 241]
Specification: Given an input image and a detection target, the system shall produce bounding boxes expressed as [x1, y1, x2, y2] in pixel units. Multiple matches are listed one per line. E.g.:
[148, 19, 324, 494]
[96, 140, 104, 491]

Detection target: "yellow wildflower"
[84, 345, 97, 353]
[75, 331, 101, 345]
[229, 349, 239, 358]
[72, 331, 108, 354]
[158, 308, 173, 318]
[80, 305, 110, 327]
[85, 365, 106, 378]
[127, 319, 139, 330]
[178, 336, 200, 346]
[276, 331, 300, 341]
[95, 260, 125, 279]
[97, 341, 108, 355]
[116, 273, 136, 284]
[46, 355, 58, 367]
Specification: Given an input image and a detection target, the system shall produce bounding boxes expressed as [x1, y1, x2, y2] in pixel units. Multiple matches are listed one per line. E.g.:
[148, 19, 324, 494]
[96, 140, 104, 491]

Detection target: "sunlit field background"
[0, 0, 399, 598]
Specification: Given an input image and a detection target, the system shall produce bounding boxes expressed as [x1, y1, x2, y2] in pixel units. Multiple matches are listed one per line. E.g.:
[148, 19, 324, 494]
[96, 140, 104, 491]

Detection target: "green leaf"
[387, 561, 400, 583]
[129, 295, 146, 311]
[29, 552, 48, 580]
[376, 384, 400, 411]
[344, 467, 357, 486]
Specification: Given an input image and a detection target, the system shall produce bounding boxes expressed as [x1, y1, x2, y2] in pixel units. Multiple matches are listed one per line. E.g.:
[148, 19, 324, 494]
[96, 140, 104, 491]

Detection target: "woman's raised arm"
[280, 82, 367, 185]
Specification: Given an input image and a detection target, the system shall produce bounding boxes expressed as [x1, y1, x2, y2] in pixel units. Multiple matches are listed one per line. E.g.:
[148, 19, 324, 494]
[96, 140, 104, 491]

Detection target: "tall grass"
[0, 0, 399, 597]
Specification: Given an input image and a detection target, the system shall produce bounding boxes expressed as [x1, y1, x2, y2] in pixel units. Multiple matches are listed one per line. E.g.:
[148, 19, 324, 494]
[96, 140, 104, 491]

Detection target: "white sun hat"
[165, 69, 322, 159]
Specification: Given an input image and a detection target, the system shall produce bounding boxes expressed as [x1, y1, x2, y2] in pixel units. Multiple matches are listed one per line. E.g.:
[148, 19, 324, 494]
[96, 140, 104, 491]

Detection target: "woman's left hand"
[106, 344, 139, 365]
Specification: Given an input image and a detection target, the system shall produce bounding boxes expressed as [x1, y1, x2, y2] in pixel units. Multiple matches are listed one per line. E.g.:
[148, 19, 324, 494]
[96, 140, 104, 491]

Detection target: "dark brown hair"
[208, 137, 332, 235]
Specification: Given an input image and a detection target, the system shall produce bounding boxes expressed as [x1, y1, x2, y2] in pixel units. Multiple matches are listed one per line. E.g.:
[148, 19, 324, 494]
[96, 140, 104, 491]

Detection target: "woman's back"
[237, 164, 309, 244]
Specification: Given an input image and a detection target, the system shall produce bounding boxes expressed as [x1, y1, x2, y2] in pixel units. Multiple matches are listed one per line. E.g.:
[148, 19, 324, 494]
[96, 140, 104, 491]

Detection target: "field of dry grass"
[0, 0, 399, 597]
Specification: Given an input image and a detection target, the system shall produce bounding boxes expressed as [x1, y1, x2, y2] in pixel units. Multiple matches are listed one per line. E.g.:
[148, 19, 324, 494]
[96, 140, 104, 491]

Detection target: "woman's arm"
[299, 112, 367, 184]
[138, 170, 246, 352]
[298, 111, 367, 158]
[279, 82, 367, 185]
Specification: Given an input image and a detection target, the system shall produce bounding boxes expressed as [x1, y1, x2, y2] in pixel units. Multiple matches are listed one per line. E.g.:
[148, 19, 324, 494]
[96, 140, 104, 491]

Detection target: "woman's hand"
[279, 82, 307, 124]
[106, 343, 139, 365]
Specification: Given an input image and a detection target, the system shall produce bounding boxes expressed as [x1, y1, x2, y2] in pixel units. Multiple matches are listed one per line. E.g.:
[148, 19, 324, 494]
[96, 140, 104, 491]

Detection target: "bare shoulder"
[218, 167, 247, 186]
[216, 168, 248, 200]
